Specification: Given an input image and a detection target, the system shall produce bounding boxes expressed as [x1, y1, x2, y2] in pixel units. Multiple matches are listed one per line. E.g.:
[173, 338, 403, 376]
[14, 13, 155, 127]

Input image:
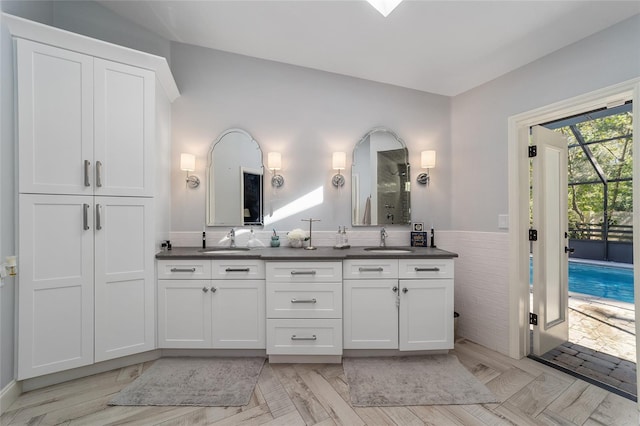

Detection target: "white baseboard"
[0, 380, 22, 416]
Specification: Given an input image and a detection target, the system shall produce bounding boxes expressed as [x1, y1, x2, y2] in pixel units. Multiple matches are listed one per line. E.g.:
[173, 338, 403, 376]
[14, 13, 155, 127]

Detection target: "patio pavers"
[541, 293, 637, 396]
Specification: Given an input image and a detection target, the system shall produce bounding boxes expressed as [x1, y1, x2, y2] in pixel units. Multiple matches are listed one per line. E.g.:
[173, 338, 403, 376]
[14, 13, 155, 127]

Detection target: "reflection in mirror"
[352, 128, 410, 226]
[206, 129, 263, 226]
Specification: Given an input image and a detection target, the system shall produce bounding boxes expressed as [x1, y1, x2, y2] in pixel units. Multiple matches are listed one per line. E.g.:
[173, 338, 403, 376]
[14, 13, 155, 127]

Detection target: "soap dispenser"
[247, 228, 265, 248]
[335, 227, 343, 248]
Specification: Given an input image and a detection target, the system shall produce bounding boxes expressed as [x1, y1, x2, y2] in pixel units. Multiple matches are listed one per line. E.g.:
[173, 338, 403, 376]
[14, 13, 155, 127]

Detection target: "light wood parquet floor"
[1, 339, 638, 426]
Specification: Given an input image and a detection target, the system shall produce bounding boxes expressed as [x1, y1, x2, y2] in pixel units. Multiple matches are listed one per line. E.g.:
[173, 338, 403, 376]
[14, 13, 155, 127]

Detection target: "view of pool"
[530, 260, 635, 303]
[569, 262, 634, 303]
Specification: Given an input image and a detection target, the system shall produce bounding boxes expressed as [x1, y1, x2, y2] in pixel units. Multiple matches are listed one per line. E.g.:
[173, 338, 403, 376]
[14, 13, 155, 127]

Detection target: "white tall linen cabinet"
[11, 18, 178, 380]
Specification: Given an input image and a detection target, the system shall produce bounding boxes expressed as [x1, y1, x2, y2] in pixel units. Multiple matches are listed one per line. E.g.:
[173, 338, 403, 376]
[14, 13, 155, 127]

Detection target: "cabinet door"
[94, 59, 154, 197]
[399, 279, 454, 351]
[211, 280, 265, 349]
[18, 194, 94, 379]
[94, 197, 155, 361]
[17, 39, 93, 195]
[157, 280, 212, 348]
[343, 279, 398, 349]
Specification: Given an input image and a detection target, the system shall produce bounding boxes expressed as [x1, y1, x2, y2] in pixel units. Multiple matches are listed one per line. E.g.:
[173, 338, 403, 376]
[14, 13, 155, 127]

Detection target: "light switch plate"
[498, 214, 509, 229]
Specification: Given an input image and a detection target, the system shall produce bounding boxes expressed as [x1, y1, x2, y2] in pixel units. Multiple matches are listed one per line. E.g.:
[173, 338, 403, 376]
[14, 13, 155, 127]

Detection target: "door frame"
[507, 78, 640, 396]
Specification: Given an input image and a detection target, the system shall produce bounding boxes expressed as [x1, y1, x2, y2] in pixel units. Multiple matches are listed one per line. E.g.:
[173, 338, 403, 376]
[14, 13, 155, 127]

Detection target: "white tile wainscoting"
[438, 231, 510, 356]
[169, 229, 511, 356]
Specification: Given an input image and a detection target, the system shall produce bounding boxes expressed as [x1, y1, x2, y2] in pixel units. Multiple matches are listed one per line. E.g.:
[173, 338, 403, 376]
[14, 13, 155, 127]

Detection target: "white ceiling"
[97, 1, 640, 96]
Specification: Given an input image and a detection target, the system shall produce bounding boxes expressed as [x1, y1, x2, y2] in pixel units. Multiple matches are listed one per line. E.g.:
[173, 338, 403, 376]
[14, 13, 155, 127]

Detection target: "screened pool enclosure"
[542, 101, 633, 263]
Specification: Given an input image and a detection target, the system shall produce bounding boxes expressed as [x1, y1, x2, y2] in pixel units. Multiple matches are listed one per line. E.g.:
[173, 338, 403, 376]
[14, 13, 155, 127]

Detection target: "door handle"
[565, 246, 575, 254]
[202, 286, 209, 293]
[84, 160, 91, 187]
[82, 203, 90, 230]
[402, 287, 408, 294]
[392, 286, 398, 293]
[96, 161, 103, 187]
[95, 204, 102, 230]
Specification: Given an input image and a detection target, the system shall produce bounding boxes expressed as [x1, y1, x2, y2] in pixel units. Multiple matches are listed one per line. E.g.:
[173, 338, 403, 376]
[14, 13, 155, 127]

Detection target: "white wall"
[452, 13, 640, 233]
[450, 14, 640, 354]
[170, 42, 452, 236]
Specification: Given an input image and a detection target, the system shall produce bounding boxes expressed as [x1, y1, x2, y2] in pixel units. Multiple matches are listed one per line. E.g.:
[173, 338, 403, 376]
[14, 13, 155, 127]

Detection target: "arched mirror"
[352, 127, 411, 226]
[206, 129, 264, 226]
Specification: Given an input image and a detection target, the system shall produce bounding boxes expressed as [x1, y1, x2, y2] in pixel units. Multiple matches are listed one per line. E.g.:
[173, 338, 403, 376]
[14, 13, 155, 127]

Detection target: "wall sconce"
[331, 152, 346, 187]
[268, 152, 284, 187]
[180, 153, 200, 188]
[417, 150, 436, 185]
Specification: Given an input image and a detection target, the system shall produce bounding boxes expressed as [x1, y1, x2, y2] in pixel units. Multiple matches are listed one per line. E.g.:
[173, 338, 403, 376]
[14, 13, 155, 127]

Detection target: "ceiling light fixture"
[366, 0, 403, 17]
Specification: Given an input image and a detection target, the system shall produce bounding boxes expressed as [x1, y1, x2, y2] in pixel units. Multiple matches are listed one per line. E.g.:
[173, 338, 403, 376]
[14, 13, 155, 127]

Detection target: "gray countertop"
[156, 246, 458, 260]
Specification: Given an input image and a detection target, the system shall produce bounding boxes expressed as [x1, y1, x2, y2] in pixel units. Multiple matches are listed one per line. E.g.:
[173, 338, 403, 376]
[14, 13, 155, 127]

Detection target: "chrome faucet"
[380, 227, 388, 247]
[228, 228, 236, 248]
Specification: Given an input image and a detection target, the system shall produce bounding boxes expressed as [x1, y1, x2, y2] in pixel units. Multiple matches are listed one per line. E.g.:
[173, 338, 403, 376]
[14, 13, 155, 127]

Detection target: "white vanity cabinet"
[344, 258, 454, 351]
[266, 262, 343, 357]
[157, 259, 265, 349]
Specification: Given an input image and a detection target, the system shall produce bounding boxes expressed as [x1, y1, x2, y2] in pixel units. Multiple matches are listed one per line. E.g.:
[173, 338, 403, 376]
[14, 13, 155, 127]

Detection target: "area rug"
[343, 355, 499, 406]
[109, 357, 265, 407]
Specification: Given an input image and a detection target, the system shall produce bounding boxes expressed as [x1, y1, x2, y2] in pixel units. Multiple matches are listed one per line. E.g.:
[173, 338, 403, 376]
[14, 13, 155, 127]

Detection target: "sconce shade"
[332, 152, 346, 170]
[421, 150, 436, 169]
[268, 152, 282, 170]
[180, 153, 196, 172]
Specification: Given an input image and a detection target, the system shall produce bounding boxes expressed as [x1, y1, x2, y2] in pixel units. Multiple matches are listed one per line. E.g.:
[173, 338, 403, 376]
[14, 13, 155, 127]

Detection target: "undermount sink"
[199, 247, 250, 254]
[364, 247, 414, 253]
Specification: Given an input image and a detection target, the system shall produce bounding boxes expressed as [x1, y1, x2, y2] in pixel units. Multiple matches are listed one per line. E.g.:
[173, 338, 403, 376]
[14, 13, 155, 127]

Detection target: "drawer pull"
[226, 267, 250, 272]
[291, 335, 317, 341]
[359, 267, 384, 272]
[415, 267, 440, 272]
[170, 267, 197, 272]
[290, 270, 317, 276]
[291, 298, 317, 304]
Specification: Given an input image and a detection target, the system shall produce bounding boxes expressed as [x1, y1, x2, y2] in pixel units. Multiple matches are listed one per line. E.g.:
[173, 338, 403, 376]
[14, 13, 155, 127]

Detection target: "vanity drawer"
[267, 283, 342, 319]
[343, 259, 398, 279]
[266, 262, 342, 282]
[157, 259, 212, 279]
[212, 259, 265, 279]
[266, 319, 342, 355]
[399, 259, 454, 279]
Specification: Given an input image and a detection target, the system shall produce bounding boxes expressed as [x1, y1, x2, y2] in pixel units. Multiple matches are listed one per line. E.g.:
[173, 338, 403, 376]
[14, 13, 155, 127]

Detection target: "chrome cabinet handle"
[226, 268, 250, 272]
[291, 298, 317, 304]
[82, 203, 90, 230]
[290, 270, 316, 275]
[96, 161, 103, 187]
[202, 286, 209, 293]
[359, 267, 384, 272]
[170, 268, 196, 272]
[392, 286, 398, 293]
[291, 335, 317, 341]
[84, 160, 91, 187]
[402, 287, 408, 293]
[95, 204, 102, 230]
[210, 287, 217, 293]
[415, 267, 440, 272]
